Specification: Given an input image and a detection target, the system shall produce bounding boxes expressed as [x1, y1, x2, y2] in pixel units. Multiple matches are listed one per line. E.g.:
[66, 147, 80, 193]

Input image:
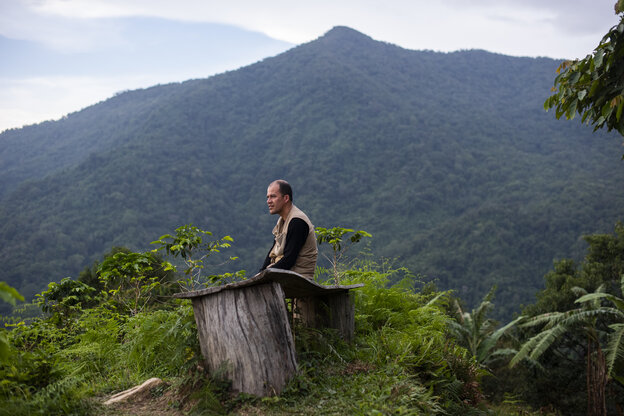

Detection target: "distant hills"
[1, 26, 623, 318]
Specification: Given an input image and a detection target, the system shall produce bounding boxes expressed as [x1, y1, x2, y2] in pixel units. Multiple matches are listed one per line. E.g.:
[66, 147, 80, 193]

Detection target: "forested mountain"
[1, 26, 623, 318]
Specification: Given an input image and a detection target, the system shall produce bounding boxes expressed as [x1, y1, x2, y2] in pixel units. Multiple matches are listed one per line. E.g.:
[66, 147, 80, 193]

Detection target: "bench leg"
[295, 292, 356, 343]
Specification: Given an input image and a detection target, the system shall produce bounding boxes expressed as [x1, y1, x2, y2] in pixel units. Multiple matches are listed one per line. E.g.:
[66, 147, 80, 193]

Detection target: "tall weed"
[120, 301, 199, 378]
[57, 307, 126, 387]
[0, 373, 94, 416]
[341, 262, 488, 414]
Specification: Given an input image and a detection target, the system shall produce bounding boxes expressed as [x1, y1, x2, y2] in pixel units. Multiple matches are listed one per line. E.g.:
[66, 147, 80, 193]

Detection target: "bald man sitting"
[260, 179, 318, 279]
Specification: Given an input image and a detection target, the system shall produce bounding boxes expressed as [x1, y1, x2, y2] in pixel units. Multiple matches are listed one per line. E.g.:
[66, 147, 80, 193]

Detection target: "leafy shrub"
[36, 277, 100, 325]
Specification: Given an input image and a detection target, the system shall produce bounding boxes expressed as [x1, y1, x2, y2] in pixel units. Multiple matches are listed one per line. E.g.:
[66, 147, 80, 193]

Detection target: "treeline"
[2, 222, 624, 414]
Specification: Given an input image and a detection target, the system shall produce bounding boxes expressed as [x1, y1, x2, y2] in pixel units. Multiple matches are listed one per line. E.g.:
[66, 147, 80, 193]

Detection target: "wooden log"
[190, 281, 297, 396]
[103, 378, 163, 405]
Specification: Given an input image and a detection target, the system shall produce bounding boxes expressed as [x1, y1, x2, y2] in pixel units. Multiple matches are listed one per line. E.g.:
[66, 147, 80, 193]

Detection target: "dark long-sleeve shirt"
[260, 218, 309, 271]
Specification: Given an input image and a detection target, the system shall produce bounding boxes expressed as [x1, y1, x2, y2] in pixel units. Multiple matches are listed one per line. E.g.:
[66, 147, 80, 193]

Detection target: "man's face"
[267, 183, 288, 215]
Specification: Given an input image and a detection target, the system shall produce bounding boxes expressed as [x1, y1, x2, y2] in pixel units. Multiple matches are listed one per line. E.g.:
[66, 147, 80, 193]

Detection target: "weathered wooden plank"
[191, 281, 297, 396]
[174, 268, 363, 299]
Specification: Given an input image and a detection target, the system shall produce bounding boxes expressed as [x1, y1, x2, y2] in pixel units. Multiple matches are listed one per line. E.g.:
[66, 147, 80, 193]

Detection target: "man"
[260, 179, 318, 279]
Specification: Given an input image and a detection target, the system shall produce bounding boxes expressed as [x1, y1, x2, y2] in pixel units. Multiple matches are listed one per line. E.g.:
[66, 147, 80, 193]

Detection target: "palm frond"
[570, 285, 590, 298]
[520, 355, 546, 372]
[424, 292, 446, 308]
[477, 316, 523, 363]
[509, 337, 533, 367]
[447, 320, 470, 343]
[528, 324, 570, 360]
[564, 307, 624, 324]
[510, 326, 555, 367]
[471, 300, 493, 328]
[606, 323, 624, 377]
[519, 311, 565, 329]
[577, 292, 624, 312]
[612, 373, 624, 387]
[489, 347, 517, 358]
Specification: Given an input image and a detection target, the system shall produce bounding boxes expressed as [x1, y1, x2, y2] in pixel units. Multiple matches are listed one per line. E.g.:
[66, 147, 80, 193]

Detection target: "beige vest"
[269, 204, 318, 278]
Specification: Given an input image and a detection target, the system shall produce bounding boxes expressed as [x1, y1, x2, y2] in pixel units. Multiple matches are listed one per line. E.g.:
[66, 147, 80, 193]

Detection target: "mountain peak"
[324, 26, 367, 37]
[317, 26, 375, 46]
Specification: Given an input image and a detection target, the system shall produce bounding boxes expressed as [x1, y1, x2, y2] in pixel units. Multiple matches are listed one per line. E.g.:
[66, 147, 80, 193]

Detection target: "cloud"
[6, 0, 621, 57]
[0, 0, 127, 52]
[0, 75, 128, 130]
[445, 0, 618, 34]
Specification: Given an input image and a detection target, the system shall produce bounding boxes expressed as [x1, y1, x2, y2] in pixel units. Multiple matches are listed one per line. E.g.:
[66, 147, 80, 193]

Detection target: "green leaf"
[568, 71, 581, 85]
[594, 49, 605, 68]
[602, 101, 614, 118]
[0, 282, 24, 305]
[578, 90, 587, 100]
[0, 332, 12, 362]
[589, 79, 600, 97]
[567, 99, 578, 119]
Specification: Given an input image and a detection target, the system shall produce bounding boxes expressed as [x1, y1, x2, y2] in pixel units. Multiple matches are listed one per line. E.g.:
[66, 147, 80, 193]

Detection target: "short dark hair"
[273, 179, 293, 202]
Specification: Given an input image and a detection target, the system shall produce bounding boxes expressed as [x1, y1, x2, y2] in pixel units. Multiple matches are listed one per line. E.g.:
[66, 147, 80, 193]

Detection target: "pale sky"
[0, 0, 620, 133]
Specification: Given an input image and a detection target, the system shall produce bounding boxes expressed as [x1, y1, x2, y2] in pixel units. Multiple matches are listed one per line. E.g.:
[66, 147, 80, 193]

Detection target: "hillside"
[1, 26, 623, 318]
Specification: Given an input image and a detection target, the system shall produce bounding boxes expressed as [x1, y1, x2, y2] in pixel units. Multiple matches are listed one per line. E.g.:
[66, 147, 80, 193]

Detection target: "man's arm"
[269, 218, 309, 270]
[260, 241, 275, 271]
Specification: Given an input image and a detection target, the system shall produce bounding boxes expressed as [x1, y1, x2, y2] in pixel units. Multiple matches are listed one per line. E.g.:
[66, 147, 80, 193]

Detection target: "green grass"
[0, 262, 553, 415]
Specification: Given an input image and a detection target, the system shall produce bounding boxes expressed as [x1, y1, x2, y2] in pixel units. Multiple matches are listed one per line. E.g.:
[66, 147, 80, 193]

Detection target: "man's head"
[267, 179, 293, 217]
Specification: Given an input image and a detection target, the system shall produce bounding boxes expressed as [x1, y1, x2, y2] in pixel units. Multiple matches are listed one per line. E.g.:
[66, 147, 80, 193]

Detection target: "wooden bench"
[174, 269, 363, 396]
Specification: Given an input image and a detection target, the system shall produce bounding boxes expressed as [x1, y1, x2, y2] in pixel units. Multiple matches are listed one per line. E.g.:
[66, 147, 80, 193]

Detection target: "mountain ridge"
[1, 26, 622, 318]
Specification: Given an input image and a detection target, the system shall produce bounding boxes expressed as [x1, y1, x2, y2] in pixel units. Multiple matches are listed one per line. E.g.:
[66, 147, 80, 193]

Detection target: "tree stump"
[190, 281, 296, 396]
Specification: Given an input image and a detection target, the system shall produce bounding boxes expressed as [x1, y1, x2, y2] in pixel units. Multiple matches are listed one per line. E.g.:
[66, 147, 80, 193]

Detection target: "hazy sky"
[1, 0, 620, 132]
